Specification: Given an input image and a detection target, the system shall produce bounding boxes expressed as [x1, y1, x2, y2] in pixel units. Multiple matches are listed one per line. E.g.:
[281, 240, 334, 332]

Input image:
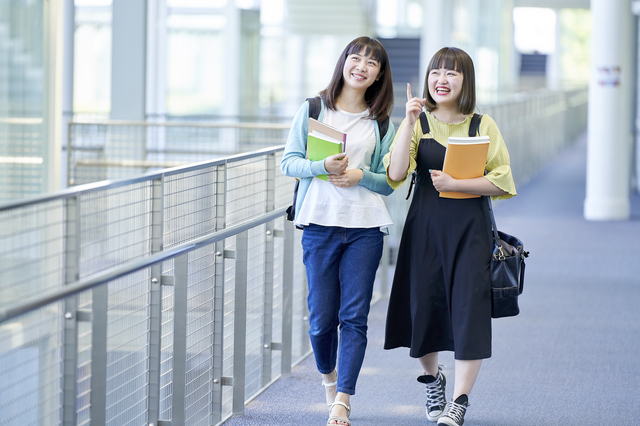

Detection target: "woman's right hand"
[324, 153, 349, 176]
[406, 83, 425, 126]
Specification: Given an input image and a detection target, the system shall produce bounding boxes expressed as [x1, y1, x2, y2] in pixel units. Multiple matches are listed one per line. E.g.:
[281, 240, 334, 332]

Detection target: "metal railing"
[67, 121, 292, 187]
[1, 86, 588, 426]
[0, 146, 314, 426]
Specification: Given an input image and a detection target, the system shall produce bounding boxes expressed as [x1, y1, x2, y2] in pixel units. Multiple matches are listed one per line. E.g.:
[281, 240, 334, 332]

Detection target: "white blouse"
[296, 107, 392, 230]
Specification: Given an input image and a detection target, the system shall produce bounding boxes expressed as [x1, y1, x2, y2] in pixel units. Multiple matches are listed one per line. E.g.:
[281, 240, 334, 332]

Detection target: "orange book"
[440, 135, 490, 199]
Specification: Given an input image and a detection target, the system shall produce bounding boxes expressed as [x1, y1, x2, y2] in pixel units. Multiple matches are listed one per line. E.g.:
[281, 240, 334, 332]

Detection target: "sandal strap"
[322, 380, 338, 388]
[327, 401, 351, 417]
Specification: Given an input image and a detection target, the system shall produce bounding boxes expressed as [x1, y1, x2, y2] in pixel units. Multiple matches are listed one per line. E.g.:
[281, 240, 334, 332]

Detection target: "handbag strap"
[486, 196, 503, 255]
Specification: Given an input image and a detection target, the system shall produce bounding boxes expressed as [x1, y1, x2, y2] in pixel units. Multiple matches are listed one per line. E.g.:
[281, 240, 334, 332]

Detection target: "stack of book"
[307, 118, 346, 181]
[440, 135, 490, 199]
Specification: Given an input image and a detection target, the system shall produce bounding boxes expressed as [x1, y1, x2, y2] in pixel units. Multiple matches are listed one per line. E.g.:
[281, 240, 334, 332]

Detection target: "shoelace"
[425, 375, 446, 407]
[444, 400, 467, 422]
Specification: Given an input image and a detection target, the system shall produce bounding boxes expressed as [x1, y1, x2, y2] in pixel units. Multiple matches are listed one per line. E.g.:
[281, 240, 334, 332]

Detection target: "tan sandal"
[326, 401, 351, 426]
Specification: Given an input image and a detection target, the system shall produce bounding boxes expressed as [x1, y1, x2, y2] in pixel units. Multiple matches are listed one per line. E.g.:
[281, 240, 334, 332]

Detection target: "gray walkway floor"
[223, 133, 640, 425]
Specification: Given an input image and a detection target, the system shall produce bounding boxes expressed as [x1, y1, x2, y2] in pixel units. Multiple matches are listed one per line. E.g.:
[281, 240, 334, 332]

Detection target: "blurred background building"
[2, 0, 611, 204]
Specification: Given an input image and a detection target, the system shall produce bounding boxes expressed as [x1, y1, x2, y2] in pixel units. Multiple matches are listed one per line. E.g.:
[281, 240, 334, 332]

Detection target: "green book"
[307, 118, 346, 181]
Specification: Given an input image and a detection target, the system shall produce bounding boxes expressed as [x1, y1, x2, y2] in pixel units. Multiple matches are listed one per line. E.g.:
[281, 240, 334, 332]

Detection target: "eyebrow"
[351, 52, 379, 62]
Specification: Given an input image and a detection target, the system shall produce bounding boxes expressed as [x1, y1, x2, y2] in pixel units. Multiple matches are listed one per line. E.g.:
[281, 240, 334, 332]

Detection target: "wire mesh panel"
[291, 229, 310, 363]
[226, 156, 269, 226]
[163, 166, 217, 249]
[274, 151, 293, 210]
[0, 303, 64, 426]
[76, 291, 93, 426]
[221, 235, 236, 418]
[159, 260, 175, 421]
[104, 269, 151, 426]
[0, 199, 65, 311]
[0, 122, 45, 201]
[68, 122, 290, 186]
[244, 225, 267, 400]
[78, 182, 153, 277]
[184, 246, 216, 426]
[270, 217, 285, 379]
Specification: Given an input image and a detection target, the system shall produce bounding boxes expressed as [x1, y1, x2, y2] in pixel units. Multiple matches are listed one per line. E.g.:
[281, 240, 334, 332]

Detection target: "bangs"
[346, 39, 384, 63]
[428, 48, 461, 72]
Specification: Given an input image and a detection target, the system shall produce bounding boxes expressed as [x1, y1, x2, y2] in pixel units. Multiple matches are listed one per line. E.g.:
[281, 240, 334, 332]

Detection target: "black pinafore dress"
[384, 113, 494, 360]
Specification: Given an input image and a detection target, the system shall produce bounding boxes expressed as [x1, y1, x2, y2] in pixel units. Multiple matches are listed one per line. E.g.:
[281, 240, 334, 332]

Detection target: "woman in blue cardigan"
[280, 36, 395, 426]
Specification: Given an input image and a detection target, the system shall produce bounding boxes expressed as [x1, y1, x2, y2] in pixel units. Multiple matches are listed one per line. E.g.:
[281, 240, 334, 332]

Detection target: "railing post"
[148, 176, 164, 424]
[61, 195, 80, 426]
[262, 223, 275, 386]
[281, 221, 294, 377]
[210, 163, 227, 424]
[262, 152, 276, 385]
[232, 230, 249, 415]
[170, 253, 189, 425]
[90, 283, 109, 424]
[67, 120, 74, 186]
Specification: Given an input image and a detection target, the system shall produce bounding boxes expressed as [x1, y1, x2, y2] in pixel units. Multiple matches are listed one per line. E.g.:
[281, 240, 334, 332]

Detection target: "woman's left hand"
[328, 169, 363, 188]
[429, 169, 456, 192]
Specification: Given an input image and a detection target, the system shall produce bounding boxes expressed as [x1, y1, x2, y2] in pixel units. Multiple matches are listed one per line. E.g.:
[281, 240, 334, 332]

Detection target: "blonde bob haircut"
[423, 47, 476, 115]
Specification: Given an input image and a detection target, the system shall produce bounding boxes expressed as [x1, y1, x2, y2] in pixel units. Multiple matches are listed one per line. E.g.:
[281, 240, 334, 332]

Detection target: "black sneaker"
[417, 368, 447, 422]
[437, 394, 469, 426]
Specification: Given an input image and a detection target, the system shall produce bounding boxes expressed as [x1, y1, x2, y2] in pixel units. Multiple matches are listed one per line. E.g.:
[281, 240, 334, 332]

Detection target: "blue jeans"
[301, 224, 384, 395]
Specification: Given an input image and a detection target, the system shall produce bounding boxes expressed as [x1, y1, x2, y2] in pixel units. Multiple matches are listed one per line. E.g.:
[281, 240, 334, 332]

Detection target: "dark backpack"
[285, 97, 391, 223]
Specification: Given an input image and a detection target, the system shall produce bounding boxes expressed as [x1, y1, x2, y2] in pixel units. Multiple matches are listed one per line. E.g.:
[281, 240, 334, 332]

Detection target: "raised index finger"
[407, 83, 412, 101]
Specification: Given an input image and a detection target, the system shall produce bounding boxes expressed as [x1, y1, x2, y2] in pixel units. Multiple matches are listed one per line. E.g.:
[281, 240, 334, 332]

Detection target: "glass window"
[0, 0, 45, 200]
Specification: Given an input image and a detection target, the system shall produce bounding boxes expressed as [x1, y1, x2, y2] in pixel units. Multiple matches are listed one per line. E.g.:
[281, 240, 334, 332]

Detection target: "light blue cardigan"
[280, 99, 396, 223]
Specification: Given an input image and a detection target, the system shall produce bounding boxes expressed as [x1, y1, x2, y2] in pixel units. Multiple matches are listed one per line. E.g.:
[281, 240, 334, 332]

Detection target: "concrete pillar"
[223, 3, 240, 118]
[584, 0, 634, 220]
[146, 0, 167, 120]
[500, 0, 519, 93]
[420, 0, 447, 93]
[546, 9, 562, 91]
[633, 0, 640, 192]
[110, 0, 146, 120]
[43, 0, 64, 193]
[61, 0, 74, 188]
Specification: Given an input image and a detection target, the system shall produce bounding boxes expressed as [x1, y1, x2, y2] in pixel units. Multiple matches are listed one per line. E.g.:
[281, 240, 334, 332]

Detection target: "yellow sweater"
[383, 112, 517, 200]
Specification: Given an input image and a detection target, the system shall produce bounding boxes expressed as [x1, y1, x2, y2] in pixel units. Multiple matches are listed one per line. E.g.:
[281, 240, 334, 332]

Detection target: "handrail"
[0, 144, 285, 211]
[0, 207, 288, 323]
[69, 119, 291, 129]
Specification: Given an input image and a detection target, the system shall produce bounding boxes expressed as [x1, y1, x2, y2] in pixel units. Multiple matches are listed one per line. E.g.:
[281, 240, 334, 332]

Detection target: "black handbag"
[487, 197, 529, 318]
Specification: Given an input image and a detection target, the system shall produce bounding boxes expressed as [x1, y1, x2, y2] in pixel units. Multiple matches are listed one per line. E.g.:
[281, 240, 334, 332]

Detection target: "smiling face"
[422, 47, 476, 114]
[427, 67, 463, 107]
[341, 49, 381, 94]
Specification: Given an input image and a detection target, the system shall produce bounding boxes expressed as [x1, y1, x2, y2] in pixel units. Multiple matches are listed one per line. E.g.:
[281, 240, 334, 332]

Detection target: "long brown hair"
[423, 47, 476, 115]
[319, 36, 394, 121]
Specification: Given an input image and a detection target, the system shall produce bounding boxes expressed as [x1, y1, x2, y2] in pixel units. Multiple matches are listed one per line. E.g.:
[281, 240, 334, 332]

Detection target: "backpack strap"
[468, 113, 483, 137]
[377, 116, 390, 140]
[306, 96, 322, 120]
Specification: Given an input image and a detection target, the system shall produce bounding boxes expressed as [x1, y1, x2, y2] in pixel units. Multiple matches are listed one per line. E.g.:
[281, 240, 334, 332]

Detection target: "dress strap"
[419, 111, 430, 137]
[469, 113, 483, 136]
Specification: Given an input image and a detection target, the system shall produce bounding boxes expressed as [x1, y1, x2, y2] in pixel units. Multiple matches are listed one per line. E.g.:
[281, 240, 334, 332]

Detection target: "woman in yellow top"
[383, 47, 516, 426]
